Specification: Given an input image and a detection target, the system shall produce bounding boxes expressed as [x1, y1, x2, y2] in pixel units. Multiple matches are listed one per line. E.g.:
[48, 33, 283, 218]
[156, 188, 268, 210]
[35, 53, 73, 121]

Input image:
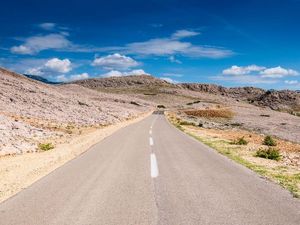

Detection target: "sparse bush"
[231, 137, 248, 145]
[260, 114, 270, 117]
[130, 101, 140, 106]
[255, 147, 281, 161]
[263, 135, 277, 146]
[38, 143, 54, 151]
[157, 105, 166, 109]
[184, 109, 234, 119]
[179, 121, 195, 126]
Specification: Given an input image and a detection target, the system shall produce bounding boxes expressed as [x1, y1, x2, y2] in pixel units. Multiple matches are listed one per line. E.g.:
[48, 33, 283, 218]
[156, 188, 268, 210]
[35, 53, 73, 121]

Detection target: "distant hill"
[23, 74, 61, 85]
[72, 74, 174, 89]
[73, 74, 300, 112]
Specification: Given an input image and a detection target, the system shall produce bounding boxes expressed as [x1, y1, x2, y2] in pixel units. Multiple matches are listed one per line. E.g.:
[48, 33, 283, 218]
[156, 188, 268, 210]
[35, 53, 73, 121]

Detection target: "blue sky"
[1, 0, 300, 89]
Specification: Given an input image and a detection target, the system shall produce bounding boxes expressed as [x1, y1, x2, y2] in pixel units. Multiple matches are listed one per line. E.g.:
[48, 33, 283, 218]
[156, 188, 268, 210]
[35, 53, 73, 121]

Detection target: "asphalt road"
[0, 113, 299, 225]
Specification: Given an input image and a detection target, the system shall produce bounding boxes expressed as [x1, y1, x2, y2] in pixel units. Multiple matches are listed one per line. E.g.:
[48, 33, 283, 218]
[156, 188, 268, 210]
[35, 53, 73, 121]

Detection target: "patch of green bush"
[179, 121, 195, 126]
[263, 135, 277, 146]
[231, 137, 248, 145]
[255, 147, 281, 161]
[38, 143, 55, 151]
[157, 105, 166, 109]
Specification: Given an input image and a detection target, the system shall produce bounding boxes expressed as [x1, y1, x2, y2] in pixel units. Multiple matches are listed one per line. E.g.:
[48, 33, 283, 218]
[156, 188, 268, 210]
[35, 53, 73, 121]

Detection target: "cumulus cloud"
[38, 23, 56, 30]
[218, 65, 299, 85]
[223, 65, 266, 75]
[92, 53, 139, 70]
[171, 29, 200, 39]
[102, 69, 148, 77]
[25, 67, 44, 76]
[25, 58, 72, 76]
[260, 66, 299, 78]
[223, 65, 299, 78]
[44, 58, 72, 73]
[11, 34, 72, 55]
[57, 73, 89, 82]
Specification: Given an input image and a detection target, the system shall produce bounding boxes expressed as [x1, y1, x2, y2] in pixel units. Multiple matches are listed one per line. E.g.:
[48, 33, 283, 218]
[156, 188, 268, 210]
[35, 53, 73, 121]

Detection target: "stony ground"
[0, 68, 152, 155]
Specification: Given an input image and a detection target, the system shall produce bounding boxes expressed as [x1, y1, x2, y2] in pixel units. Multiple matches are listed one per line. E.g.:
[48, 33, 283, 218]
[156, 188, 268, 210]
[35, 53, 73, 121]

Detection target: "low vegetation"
[38, 142, 55, 151]
[256, 147, 281, 161]
[166, 113, 300, 198]
[263, 135, 277, 146]
[184, 108, 234, 119]
[231, 137, 248, 145]
[186, 100, 201, 105]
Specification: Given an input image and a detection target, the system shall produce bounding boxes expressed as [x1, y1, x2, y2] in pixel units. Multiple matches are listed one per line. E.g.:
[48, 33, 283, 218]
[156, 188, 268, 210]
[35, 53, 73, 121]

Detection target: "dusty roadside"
[0, 111, 152, 203]
[166, 111, 300, 198]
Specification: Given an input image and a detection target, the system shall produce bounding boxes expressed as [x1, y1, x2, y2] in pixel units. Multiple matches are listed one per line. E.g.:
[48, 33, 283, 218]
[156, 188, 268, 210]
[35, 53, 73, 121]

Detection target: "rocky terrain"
[180, 83, 300, 112]
[1, 67, 300, 156]
[0, 67, 151, 155]
[74, 75, 300, 113]
[73, 75, 300, 144]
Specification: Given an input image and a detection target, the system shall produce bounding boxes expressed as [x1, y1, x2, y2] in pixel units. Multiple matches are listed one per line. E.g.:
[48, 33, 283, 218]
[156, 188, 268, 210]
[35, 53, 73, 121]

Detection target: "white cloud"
[125, 38, 190, 55]
[223, 65, 266, 75]
[25, 58, 72, 76]
[106, 30, 234, 59]
[38, 23, 56, 30]
[92, 53, 139, 70]
[284, 80, 298, 85]
[102, 69, 148, 77]
[218, 65, 300, 85]
[213, 75, 279, 85]
[11, 45, 33, 54]
[169, 55, 182, 64]
[25, 67, 44, 76]
[171, 29, 200, 39]
[56, 75, 68, 82]
[70, 73, 89, 81]
[261, 66, 299, 78]
[57, 73, 89, 82]
[125, 69, 148, 76]
[102, 70, 123, 77]
[160, 77, 178, 84]
[11, 34, 72, 55]
[44, 58, 72, 73]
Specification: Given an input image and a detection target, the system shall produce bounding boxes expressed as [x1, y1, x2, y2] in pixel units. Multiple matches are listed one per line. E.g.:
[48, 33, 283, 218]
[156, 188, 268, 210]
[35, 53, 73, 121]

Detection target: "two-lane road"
[0, 114, 299, 225]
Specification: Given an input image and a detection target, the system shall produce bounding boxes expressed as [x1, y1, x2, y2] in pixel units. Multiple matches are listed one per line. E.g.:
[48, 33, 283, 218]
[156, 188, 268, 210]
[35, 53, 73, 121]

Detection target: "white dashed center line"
[149, 137, 154, 146]
[150, 153, 159, 178]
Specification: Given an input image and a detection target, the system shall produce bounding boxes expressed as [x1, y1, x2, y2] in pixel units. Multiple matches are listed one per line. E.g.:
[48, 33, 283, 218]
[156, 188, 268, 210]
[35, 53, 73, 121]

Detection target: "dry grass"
[184, 108, 234, 119]
[166, 112, 300, 197]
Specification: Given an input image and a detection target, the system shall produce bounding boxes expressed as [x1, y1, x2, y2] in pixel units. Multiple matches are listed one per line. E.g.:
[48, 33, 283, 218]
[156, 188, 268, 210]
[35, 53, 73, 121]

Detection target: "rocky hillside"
[73, 74, 175, 89]
[0, 67, 151, 155]
[73, 75, 300, 112]
[180, 83, 300, 112]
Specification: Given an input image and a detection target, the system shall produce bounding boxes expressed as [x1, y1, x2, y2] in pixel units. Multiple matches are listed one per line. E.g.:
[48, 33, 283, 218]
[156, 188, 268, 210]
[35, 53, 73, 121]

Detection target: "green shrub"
[255, 147, 281, 161]
[232, 137, 248, 145]
[263, 135, 277, 146]
[38, 143, 55, 151]
[157, 105, 166, 109]
[179, 121, 195, 126]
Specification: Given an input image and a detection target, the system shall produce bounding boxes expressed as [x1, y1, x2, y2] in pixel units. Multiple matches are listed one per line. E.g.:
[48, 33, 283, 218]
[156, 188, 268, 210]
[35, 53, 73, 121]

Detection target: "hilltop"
[73, 74, 300, 113]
